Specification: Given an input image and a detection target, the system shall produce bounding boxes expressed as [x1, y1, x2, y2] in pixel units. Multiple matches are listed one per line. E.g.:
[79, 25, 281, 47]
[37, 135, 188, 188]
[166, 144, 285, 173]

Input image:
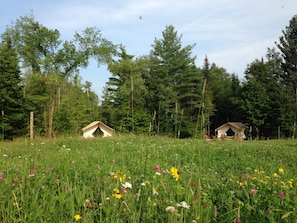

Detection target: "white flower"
[176, 201, 190, 209]
[165, 206, 177, 213]
[122, 182, 132, 189]
[155, 172, 161, 176]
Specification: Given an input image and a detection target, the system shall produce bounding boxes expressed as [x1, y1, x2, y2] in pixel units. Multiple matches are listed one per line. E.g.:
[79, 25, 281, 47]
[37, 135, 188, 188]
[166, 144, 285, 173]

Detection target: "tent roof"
[81, 121, 113, 132]
[215, 122, 247, 131]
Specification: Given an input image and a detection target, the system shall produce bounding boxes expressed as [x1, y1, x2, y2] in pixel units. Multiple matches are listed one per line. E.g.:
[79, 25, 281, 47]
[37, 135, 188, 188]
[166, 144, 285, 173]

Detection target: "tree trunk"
[255, 127, 260, 140]
[293, 87, 297, 139]
[48, 96, 55, 138]
[43, 104, 48, 136]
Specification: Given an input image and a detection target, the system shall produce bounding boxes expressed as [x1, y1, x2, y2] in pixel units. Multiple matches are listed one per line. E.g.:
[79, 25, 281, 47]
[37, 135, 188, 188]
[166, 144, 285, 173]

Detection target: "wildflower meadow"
[0, 136, 297, 222]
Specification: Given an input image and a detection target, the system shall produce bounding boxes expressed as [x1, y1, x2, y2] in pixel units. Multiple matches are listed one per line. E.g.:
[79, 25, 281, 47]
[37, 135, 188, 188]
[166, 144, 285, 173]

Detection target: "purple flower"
[278, 191, 285, 198]
[154, 165, 160, 171]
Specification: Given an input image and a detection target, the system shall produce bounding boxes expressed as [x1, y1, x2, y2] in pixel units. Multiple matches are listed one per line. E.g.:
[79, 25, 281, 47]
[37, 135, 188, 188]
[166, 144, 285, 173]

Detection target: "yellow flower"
[170, 167, 180, 181]
[288, 180, 294, 188]
[273, 173, 278, 177]
[238, 200, 244, 206]
[278, 168, 284, 174]
[236, 180, 244, 186]
[114, 171, 125, 182]
[74, 214, 81, 221]
[112, 188, 122, 199]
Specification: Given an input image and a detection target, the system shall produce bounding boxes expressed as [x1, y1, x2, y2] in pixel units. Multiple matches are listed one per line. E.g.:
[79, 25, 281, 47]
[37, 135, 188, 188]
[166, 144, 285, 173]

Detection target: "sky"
[0, 0, 296, 98]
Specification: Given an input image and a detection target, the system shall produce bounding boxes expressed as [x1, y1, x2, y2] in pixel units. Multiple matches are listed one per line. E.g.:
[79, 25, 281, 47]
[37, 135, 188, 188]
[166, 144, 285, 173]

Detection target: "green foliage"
[1, 137, 297, 222]
[0, 41, 27, 139]
[276, 15, 297, 139]
[148, 25, 198, 137]
[1, 13, 115, 138]
[1, 13, 297, 140]
[102, 46, 149, 133]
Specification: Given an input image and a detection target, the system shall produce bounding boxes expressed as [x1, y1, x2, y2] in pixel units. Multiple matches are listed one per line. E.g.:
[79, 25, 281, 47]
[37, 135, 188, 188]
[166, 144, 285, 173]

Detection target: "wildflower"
[170, 167, 180, 181]
[278, 168, 284, 174]
[154, 165, 160, 171]
[153, 187, 159, 196]
[236, 180, 244, 186]
[41, 185, 46, 190]
[122, 182, 132, 189]
[176, 201, 190, 209]
[114, 171, 125, 182]
[278, 191, 285, 198]
[238, 200, 244, 206]
[250, 189, 257, 195]
[155, 171, 161, 176]
[165, 206, 177, 213]
[74, 214, 81, 221]
[243, 173, 249, 179]
[85, 199, 91, 208]
[0, 176, 3, 181]
[112, 188, 122, 199]
[67, 189, 72, 194]
[273, 173, 278, 177]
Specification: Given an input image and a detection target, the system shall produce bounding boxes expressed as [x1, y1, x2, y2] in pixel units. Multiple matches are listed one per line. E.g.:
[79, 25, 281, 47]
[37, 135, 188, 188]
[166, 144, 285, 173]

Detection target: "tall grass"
[0, 136, 296, 222]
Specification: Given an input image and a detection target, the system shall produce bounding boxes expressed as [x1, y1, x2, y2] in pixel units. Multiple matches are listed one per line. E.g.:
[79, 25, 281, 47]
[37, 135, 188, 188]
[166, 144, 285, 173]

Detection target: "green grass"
[0, 136, 297, 222]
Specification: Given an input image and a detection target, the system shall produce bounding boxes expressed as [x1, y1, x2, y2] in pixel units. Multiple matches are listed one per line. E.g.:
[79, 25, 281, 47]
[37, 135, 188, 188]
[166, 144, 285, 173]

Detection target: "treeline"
[1, 14, 297, 140]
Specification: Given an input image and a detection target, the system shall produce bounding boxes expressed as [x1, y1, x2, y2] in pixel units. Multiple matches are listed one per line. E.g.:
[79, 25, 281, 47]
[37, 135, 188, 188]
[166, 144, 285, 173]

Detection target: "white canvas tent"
[81, 121, 113, 138]
[215, 122, 247, 140]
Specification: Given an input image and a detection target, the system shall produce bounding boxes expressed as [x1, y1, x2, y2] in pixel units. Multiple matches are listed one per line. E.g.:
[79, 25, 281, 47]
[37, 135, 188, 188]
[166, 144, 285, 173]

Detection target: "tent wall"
[83, 126, 98, 138]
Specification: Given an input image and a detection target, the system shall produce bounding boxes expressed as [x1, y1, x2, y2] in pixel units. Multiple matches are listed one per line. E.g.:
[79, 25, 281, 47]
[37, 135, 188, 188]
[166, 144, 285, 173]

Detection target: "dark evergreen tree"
[0, 41, 27, 139]
[148, 25, 196, 137]
[101, 46, 149, 133]
[276, 15, 297, 138]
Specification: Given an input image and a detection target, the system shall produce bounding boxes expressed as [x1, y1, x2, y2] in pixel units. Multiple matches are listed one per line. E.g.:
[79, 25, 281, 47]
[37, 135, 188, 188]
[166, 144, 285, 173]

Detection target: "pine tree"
[276, 15, 297, 138]
[0, 41, 27, 139]
[149, 25, 196, 136]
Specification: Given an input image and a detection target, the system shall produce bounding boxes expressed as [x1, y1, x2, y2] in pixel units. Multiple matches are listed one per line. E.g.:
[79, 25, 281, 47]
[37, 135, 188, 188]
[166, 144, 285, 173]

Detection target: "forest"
[1, 14, 297, 140]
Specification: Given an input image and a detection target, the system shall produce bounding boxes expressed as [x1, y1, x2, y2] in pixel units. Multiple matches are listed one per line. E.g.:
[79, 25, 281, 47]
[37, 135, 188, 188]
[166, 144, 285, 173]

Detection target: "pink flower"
[154, 165, 160, 171]
[0, 176, 3, 181]
[250, 189, 257, 195]
[278, 191, 285, 198]
[54, 178, 60, 183]
[244, 173, 249, 179]
[67, 189, 72, 194]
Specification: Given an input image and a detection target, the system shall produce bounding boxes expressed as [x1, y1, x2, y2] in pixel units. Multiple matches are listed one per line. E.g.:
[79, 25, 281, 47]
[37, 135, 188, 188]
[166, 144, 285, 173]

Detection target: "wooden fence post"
[30, 112, 34, 140]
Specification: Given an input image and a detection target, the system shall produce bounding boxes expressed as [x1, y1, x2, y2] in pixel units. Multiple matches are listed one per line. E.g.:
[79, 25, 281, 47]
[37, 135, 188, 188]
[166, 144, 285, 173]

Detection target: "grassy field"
[0, 136, 297, 222]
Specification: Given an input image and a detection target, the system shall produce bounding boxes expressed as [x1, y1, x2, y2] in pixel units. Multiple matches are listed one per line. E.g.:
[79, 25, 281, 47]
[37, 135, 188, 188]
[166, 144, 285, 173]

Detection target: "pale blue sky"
[1, 0, 296, 98]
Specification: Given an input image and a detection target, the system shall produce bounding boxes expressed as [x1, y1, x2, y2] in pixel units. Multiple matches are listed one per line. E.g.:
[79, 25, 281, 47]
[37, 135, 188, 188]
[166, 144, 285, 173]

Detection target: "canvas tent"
[81, 121, 113, 138]
[215, 122, 247, 140]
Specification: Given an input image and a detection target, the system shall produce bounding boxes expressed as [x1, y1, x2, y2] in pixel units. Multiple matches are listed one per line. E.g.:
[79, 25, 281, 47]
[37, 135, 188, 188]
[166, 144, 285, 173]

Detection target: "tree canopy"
[1, 14, 297, 140]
